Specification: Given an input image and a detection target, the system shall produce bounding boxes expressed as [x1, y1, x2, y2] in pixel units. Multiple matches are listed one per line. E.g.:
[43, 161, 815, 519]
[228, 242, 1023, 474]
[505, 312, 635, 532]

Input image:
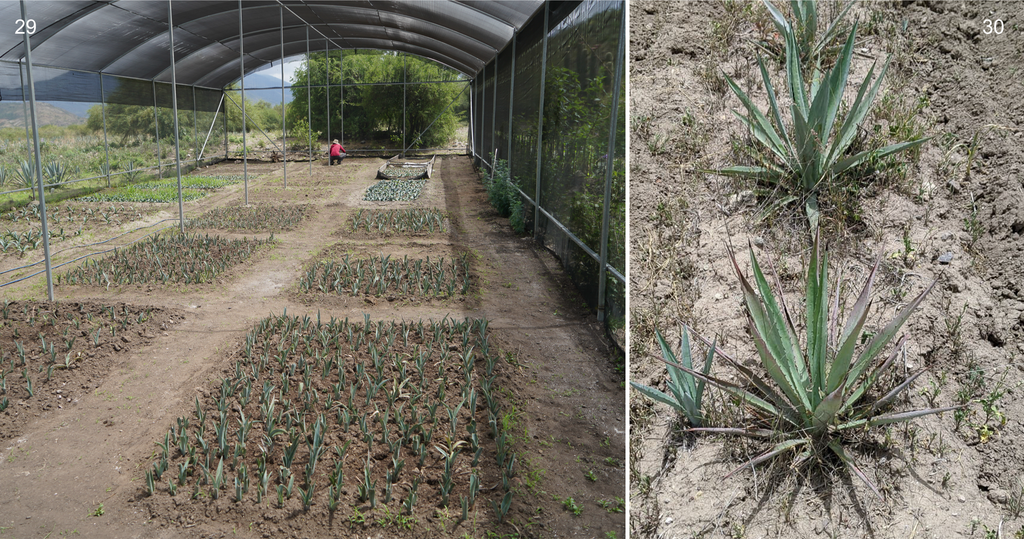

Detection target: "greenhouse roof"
[0, 1, 543, 89]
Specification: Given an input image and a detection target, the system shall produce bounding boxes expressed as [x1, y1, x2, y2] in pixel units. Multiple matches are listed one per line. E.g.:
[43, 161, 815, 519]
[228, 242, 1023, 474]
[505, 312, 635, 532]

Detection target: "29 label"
[15, 18, 36, 35]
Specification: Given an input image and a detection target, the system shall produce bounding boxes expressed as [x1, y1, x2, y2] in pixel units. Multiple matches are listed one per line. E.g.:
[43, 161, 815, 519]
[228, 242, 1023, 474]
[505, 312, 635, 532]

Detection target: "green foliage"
[186, 204, 310, 232]
[287, 116, 321, 152]
[630, 327, 714, 427]
[761, 0, 855, 68]
[363, 179, 427, 202]
[58, 233, 272, 286]
[301, 253, 471, 298]
[290, 51, 465, 147]
[484, 157, 522, 231]
[350, 208, 449, 235]
[681, 234, 957, 497]
[717, 18, 930, 228]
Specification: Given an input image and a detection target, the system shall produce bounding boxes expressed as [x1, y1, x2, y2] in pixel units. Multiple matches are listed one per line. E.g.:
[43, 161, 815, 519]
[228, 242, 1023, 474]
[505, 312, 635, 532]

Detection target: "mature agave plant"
[674, 232, 957, 497]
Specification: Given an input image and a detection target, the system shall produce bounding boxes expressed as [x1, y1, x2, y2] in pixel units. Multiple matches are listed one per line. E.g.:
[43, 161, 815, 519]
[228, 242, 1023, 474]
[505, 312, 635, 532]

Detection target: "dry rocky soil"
[0, 155, 625, 538]
[630, 1, 1023, 538]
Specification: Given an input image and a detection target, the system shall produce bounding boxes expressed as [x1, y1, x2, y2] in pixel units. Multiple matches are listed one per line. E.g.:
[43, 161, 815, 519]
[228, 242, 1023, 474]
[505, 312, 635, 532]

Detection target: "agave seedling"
[716, 15, 930, 228]
[630, 326, 715, 427]
[677, 233, 957, 497]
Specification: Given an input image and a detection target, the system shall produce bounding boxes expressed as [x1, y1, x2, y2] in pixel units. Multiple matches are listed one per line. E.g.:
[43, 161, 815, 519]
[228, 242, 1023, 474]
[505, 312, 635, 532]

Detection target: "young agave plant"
[630, 327, 714, 427]
[678, 233, 957, 497]
[716, 15, 930, 229]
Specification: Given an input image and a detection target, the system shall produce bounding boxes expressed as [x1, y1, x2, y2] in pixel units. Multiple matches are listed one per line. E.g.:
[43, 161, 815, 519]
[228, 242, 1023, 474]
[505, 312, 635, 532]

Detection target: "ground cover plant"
[350, 208, 449, 235]
[77, 184, 208, 204]
[363, 179, 427, 202]
[186, 204, 311, 232]
[300, 253, 471, 299]
[56, 232, 273, 286]
[142, 313, 517, 532]
[0, 300, 178, 440]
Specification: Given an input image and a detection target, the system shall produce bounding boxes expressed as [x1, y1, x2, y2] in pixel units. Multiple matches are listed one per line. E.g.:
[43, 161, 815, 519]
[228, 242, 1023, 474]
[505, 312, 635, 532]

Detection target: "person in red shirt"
[329, 139, 346, 165]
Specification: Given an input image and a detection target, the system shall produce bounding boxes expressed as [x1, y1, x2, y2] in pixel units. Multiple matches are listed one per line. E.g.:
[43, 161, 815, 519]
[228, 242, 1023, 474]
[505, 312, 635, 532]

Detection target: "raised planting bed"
[141, 314, 517, 532]
[363, 179, 427, 202]
[376, 155, 435, 180]
[349, 208, 449, 235]
[300, 253, 471, 299]
[187, 204, 312, 232]
[0, 300, 182, 441]
[57, 232, 274, 286]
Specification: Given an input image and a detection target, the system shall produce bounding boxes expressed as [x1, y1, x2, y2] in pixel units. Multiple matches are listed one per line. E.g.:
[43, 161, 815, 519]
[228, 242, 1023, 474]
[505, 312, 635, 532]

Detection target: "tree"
[289, 51, 466, 148]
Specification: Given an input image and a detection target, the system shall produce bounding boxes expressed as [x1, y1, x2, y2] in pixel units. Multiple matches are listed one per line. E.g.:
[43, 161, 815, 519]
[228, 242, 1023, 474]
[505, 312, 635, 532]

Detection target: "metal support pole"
[198, 93, 225, 161]
[533, 4, 550, 241]
[491, 57, 497, 166]
[153, 80, 161, 179]
[306, 25, 311, 175]
[168, 0, 185, 235]
[402, 54, 407, 157]
[100, 74, 111, 187]
[340, 50, 344, 146]
[280, 4, 287, 188]
[597, 7, 626, 323]
[506, 32, 516, 175]
[224, 93, 228, 160]
[20, 0, 53, 302]
[326, 43, 330, 146]
[239, 0, 248, 205]
[468, 78, 474, 159]
[192, 85, 199, 169]
[19, 63, 31, 164]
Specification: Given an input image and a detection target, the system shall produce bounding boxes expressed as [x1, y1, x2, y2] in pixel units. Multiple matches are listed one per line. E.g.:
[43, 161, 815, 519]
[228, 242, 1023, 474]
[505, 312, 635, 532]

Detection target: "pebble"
[938, 252, 954, 264]
[665, 517, 674, 524]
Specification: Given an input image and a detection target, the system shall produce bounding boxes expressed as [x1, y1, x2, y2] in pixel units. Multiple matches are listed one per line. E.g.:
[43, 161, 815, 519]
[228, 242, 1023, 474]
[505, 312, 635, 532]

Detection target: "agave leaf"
[690, 427, 775, 438]
[747, 246, 811, 411]
[846, 280, 937, 392]
[723, 75, 790, 162]
[694, 332, 716, 414]
[808, 27, 855, 143]
[828, 440, 882, 499]
[665, 358, 789, 426]
[810, 382, 845, 433]
[864, 406, 962, 427]
[725, 438, 808, 478]
[867, 369, 927, 415]
[758, 57, 793, 157]
[840, 335, 906, 416]
[629, 382, 683, 412]
[831, 137, 933, 176]
[691, 330, 801, 425]
[805, 232, 829, 400]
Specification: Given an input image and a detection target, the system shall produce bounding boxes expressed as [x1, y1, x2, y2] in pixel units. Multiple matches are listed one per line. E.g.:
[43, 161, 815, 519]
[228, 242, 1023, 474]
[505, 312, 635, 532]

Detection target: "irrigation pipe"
[0, 218, 181, 277]
[0, 223, 178, 288]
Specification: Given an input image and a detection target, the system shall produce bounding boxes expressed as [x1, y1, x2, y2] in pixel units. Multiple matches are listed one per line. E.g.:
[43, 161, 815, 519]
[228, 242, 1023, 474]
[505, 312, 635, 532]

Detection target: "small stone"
[958, 494, 966, 503]
[665, 517, 674, 524]
[752, 236, 765, 247]
[938, 252, 954, 265]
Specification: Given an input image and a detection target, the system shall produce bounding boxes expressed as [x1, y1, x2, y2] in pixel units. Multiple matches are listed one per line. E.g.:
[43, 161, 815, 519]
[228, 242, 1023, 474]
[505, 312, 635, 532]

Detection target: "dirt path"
[0, 155, 624, 538]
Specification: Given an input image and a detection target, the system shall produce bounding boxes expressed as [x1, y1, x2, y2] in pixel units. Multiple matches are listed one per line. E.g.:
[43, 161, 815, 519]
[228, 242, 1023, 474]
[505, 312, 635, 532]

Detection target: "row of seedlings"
[0, 301, 160, 415]
[350, 208, 449, 234]
[300, 253, 471, 299]
[186, 204, 311, 232]
[363, 179, 427, 202]
[145, 313, 517, 527]
[57, 233, 273, 286]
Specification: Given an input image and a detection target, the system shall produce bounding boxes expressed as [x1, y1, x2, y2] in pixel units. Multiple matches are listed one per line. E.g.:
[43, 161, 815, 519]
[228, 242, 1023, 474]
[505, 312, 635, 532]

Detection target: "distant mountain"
[0, 102, 84, 128]
[231, 73, 295, 105]
[47, 101, 92, 118]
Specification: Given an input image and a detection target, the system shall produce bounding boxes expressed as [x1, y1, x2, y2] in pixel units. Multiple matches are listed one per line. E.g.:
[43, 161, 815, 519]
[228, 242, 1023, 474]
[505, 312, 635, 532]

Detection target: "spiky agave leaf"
[630, 326, 714, 427]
